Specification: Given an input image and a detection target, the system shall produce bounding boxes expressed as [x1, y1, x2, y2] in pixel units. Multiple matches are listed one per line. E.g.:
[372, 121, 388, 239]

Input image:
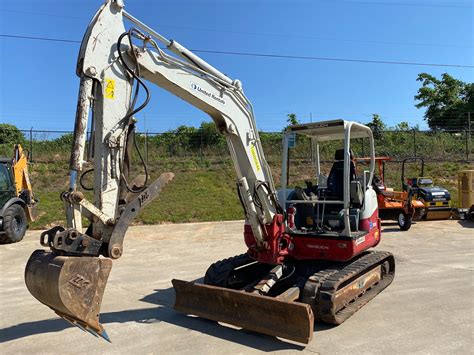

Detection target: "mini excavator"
[24, 0, 395, 344]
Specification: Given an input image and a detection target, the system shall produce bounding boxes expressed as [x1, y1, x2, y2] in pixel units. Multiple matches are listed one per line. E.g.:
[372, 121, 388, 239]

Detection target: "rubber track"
[317, 250, 395, 325]
[204, 251, 395, 326]
[204, 253, 252, 287]
[301, 268, 340, 321]
[0, 233, 9, 244]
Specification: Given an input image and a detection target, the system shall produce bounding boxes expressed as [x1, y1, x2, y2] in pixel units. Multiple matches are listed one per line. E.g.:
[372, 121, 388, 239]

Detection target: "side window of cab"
[0, 165, 11, 191]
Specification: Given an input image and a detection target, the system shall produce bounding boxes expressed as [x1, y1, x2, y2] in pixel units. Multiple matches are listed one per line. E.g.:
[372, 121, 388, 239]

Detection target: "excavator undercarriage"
[174, 251, 394, 343]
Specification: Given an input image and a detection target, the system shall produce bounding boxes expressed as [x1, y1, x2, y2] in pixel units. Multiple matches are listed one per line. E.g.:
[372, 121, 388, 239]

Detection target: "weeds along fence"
[0, 128, 472, 165]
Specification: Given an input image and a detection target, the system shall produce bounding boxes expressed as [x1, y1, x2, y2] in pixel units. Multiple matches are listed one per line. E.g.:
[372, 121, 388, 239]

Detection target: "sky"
[0, 0, 473, 133]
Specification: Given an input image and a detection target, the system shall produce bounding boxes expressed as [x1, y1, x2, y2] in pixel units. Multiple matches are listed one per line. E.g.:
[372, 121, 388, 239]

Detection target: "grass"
[30, 191, 66, 229]
[22, 159, 474, 229]
[27, 161, 243, 228]
[138, 167, 242, 224]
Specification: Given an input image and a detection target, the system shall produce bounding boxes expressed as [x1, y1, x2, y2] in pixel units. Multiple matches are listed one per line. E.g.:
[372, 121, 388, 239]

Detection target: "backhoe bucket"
[172, 279, 314, 344]
[25, 250, 112, 340]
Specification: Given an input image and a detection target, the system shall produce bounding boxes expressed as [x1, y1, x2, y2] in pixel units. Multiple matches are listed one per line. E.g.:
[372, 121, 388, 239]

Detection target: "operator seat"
[326, 149, 357, 199]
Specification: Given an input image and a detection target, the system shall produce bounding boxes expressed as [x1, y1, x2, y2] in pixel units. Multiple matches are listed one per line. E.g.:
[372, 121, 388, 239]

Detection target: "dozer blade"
[25, 250, 112, 341]
[172, 279, 314, 344]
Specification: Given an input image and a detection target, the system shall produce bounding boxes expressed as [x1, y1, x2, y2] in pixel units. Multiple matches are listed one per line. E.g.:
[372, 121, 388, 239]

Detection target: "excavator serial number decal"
[250, 145, 261, 172]
[105, 79, 115, 99]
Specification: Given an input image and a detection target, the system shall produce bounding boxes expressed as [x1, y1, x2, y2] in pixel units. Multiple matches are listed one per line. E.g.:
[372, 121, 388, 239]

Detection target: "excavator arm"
[69, 0, 277, 251]
[11, 144, 37, 222]
[25, 0, 291, 341]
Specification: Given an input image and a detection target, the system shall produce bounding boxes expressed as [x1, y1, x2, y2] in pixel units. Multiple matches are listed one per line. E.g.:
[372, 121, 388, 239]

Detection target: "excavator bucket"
[25, 250, 112, 340]
[172, 279, 314, 344]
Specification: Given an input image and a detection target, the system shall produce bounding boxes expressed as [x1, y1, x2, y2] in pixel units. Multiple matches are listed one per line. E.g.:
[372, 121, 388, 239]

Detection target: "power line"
[0, 9, 86, 20]
[1, 33, 473, 68]
[189, 49, 474, 68]
[327, 0, 472, 8]
[0, 34, 80, 44]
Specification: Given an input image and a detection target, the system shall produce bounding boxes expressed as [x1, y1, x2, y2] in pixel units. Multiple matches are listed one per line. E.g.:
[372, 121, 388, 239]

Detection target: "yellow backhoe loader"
[0, 144, 38, 243]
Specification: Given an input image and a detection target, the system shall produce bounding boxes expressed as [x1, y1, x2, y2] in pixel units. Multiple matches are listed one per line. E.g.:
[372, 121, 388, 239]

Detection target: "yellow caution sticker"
[105, 79, 115, 99]
[250, 144, 261, 172]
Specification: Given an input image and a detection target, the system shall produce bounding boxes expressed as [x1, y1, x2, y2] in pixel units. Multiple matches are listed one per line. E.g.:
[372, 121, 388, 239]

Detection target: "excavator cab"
[175, 121, 394, 344]
[326, 148, 358, 200]
[280, 120, 375, 239]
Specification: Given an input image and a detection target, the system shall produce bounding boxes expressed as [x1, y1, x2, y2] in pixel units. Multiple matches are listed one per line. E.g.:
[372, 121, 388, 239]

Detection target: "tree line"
[1, 72, 472, 148]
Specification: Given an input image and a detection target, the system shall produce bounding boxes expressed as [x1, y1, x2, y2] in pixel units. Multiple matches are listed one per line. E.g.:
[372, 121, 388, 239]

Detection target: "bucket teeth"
[57, 312, 111, 342]
[86, 328, 100, 338]
[99, 329, 111, 343]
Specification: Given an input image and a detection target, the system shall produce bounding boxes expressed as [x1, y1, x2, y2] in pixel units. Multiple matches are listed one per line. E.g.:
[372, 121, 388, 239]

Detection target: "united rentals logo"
[190, 82, 226, 105]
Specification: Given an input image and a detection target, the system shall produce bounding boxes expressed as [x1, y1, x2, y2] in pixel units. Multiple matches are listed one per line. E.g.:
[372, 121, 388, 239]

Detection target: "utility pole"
[467, 112, 471, 161]
[145, 130, 149, 166]
[29, 127, 33, 162]
[144, 113, 148, 166]
[310, 112, 313, 162]
[413, 129, 416, 157]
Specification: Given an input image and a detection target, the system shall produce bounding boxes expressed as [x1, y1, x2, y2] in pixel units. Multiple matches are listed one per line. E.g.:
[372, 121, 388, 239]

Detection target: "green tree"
[286, 113, 299, 126]
[199, 121, 224, 147]
[395, 121, 410, 131]
[53, 133, 74, 146]
[366, 114, 386, 139]
[0, 123, 25, 145]
[414, 73, 473, 130]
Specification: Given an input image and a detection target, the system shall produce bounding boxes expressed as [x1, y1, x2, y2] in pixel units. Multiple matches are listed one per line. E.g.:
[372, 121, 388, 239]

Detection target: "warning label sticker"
[250, 144, 261, 172]
[105, 79, 115, 99]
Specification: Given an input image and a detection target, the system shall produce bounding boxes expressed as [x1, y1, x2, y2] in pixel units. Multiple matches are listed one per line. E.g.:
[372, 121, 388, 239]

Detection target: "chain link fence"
[0, 128, 472, 165]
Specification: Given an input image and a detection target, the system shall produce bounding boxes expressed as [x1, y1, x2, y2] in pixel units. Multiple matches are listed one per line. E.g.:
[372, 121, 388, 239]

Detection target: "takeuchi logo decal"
[190, 82, 226, 105]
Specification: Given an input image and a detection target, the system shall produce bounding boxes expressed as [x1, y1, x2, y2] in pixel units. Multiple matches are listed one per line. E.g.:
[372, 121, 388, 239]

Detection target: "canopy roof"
[286, 119, 372, 141]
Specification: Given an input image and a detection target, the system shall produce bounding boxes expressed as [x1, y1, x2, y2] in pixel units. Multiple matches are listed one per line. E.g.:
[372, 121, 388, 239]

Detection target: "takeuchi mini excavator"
[24, 0, 395, 344]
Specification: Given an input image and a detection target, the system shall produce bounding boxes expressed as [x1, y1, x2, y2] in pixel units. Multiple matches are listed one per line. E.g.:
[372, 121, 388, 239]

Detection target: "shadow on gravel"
[382, 221, 422, 233]
[381, 227, 403, 233]
[1, 278, 311, 351]
[381, 222, 402, 233]
[136, 284, 307, 352]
